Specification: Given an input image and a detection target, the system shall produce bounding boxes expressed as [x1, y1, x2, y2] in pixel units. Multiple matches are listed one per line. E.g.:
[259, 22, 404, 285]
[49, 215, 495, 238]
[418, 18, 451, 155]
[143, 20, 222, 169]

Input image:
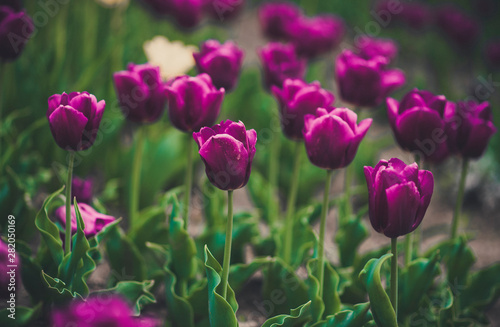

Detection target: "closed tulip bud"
[47, 92, 105, 151]
[193, 120, 256, 190]
[71, 176, 93, 204]
[436, 5, 479, 48]
[364, 158, 434, 238]
[258, 42, 306, 90]
[113, 63, 167, 123]
[449, 100, 497, 159]
[387, 89, 455, 163]
[335, 50, 405, 108]
[193, 40, 244, 92]
[0, 5, 33, 61]
[165, 73, 224, 132]
[258, 1, 302, 40]
[0, 239, 20, 298]
[271, 79, 334, 140]
[288, 15, 345, 58]
[354, 36, 398, 62]
[303, 107, 372, 170]
[55, 203, 115, 238]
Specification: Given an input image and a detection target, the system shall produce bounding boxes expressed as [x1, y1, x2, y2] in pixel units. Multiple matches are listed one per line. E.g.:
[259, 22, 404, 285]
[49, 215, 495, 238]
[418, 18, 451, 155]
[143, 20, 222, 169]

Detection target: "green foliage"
[93, 280, 156, 315]
[305, 259, 341, 322]
[261, 302, 312, 327]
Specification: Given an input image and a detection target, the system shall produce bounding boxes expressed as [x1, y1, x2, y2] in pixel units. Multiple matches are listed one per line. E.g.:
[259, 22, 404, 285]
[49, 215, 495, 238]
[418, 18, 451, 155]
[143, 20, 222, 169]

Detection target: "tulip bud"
[193, 39, 244, 92]
[165, 73, 224, 132]
[193, 120, 256, 190]
[71, 176, 93, 204]
[258, 42, 306, 90]
[47, 92, 106, 151]
[258, 1, 302, 40]
[113, 63, 167, 123]
[55, 203, 115, 238]
[0, 5, 33, 61]
[335, 49, 405, 108]
[0, 239, 20, 299]
[271, 79, 334, 140]
[386, 89, 455, 163]
[139, 0, 204, 28]
[364, 158, 434, 238]
[303, 107, 372, 170]
[354, 36, 398, 62]
[436, 5, 479, 48]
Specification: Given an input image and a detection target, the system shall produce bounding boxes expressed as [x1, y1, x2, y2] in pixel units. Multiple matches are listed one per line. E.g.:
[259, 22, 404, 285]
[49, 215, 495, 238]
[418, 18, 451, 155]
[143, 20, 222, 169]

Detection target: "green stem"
[129, 127, 145, 230]
[221, 190, 234, 300]
[267, 134, 280, 227]
[343, 164, 353, 223]
[183, 135, 194, 227]
[65, 152, 75, 255]
[283, 142, 302, 265]
[450, 159, 469, 239]
[404, 233, 412, 267]
[391, 237, 398, 319]
[317, 169, 333, 299]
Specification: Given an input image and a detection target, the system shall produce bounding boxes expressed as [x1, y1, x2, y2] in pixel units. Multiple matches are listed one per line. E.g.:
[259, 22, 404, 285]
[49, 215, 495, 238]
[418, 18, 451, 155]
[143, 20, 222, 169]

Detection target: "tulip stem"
[404, 233, 412, 266]
[267, 134, 280, 227]
[183, 135, 194, 227]
[391, 237, 398, 319]
[342, 164, 354, 223]
[65, 152, 75, 255]
[130, 127, 145, 231]
[283, 142, 302, 265]
[451, 159, 469, 239]
[221, 190, 234, 300]
[318, 169, 333, 299]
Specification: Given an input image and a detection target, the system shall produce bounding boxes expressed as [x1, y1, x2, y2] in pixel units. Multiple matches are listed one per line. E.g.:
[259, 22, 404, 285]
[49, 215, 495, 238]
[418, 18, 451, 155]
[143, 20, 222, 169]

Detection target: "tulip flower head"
[55, 203, 116, 238]
[165, 73, 224, 132]
[271, 79, 335, 140]
[354, 36, 398, 62]
[258, 1, 302, 40]
[193, 39, 244, 92]
[193, 120, 257, 190]
[47, 92, 106, 151]
[72, 176, 94, 204]
[335, 49, 405, 108]
[258, 42, 306, 90]
[436, 5, 479, 48]
[0, 5, 33, 61]
[387, 89, 455, 163]
[364, 158, 434, 238]
[113, 63, 167, 124]
[303, 107, 372, 170]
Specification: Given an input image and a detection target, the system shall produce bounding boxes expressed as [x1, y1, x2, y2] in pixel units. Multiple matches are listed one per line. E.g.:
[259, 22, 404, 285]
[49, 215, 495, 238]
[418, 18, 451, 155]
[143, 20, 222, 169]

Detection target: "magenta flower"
[165, 73, 224, 132]
[303, 107, 372, 170]
[355, 36, 398, 62]
[258, 42, 306, 90]
[258, 1, 302, 40]
[47, 92, 106, 151]
[364, 158, 434, 238]
[72, 176, 93, 204]
[193, 40, 244, 92]
[0, 239, 20, 298]
[400, 2, 431, 30]
[335, 49, 405, 108]
[0, 5, 33, 61]
[113, 63, 167, 123]
[55, 203, 116, 238]
[52, 295, 159, 327]
[387, 89, 455, 163]
[203, 0, 245, 21]
[449, 101, 497, 159]
[193, 120, 256, 190]
[139, 0, 204, 28]
[271, 79, 335, 140]
[288, 15, 345, 58]
[436, 5, 479, 47]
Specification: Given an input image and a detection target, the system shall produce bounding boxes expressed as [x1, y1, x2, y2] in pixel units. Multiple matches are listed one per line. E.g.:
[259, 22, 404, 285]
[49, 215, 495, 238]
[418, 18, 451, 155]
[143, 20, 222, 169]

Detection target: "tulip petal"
[416, 170, 434, 225]
[48, 93, 63, 118]
[460, 120, 497, 158]
[114, 72, 149, 122]
[345, 118, 372, 165]
[381, 68, 406, 96]
[394, 107, 444, 151]
[48, 106, 88, 151]
[383, 181, 421, 238]
[386, 97, 400, 130]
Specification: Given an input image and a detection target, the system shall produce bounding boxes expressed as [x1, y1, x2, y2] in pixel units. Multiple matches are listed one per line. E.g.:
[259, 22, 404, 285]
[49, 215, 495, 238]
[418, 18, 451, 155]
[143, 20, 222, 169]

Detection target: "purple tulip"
[288, 14, 345, 58]
[193, 39, 244, 92]
[0, 5, 33, 61]
[52, 295, 159, 327]
[258, 42, 306, 90]
[387, 89, 455, 163]
[303, 107, 372, 170]
[399, 2, 431, 30]
[354, 36, 398, 62]
[47, 92, 106, 151]
[55, 203, 115, 238]
[193, 120, 256, 190]
[113, 63, 167, 124]
[335, 49, 405, 108]
[165, 73, 224, 132]
[364, 158, 434, 238]
[258, 1, 302, 40]
[0, 239, 20, 298]
[139, 0, 203, 28]
[449, 100, 497, 159]
[204, 0, 245, 21]
[271, 79, 335, 140]
[436, 5, 479, 47]
[72, 176, 93, 204]
[486, 40, 500, 67]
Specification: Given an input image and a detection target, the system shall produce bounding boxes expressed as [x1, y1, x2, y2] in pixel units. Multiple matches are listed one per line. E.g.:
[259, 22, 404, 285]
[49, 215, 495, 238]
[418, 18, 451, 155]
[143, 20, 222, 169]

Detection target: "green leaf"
[164, 267, 195, 327]
[445, 237, 476, 290]
[459, 263, 500, 312]
[93, 280, 156, 315]
[261, 301, 312, 327]
[309, 302, 372, 327]
[204, 245, 238, 327]
[305, 259, 341, 322]
[358, 253, 397, 327]
[202, 178, 227, 228]
[246, 169, 274, 225]
[278, 215, 316, 268]
[335, 217, 369, 267]
[0, 303, 42, 327]
[229, 257, 272, 293]
[41, 271, 83, 303]
[130, 205, 169, 248]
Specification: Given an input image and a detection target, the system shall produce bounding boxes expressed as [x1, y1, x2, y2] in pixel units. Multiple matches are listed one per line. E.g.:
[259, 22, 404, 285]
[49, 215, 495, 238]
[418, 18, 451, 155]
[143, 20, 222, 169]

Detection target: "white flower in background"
[143, 36, 198, 81]
[95, 0, 129, 8]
